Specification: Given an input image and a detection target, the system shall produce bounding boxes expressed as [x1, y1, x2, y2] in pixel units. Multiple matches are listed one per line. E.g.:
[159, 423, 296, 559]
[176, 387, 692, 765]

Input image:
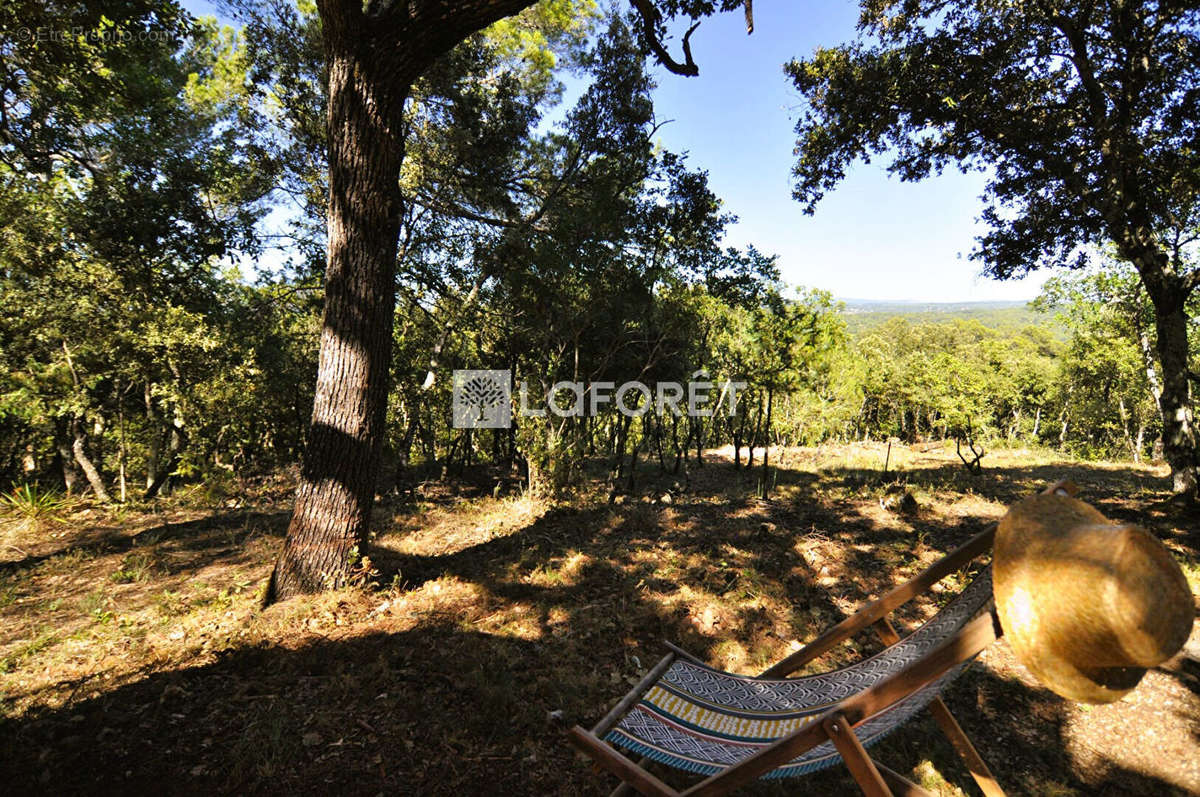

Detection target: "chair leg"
[872, 618, 1004, 796]
[874, 763, 936, 797]
[567, 727, 680, 797]
[823, 713, 893, 797]
[926, 697, 1006, 797]
[610, 756, 650, 797]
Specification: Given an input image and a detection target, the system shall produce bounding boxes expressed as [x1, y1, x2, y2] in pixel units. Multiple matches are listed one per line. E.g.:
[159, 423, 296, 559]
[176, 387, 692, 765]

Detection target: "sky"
[182, 0, 1049, 303]
[641, 0, 1047, 303]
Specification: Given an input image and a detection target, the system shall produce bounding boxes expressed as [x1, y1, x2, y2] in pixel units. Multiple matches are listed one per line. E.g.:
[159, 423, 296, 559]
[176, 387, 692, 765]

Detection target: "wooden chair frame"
[568, 482, 1076, 796]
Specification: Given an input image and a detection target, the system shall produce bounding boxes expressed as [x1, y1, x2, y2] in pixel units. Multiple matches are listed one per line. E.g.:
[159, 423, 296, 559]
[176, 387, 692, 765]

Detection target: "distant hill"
[836, 298, 1058, 335]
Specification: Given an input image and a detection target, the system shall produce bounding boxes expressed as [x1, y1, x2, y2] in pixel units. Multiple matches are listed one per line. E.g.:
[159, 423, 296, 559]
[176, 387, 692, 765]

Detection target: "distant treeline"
[839, 302, 1061, 337]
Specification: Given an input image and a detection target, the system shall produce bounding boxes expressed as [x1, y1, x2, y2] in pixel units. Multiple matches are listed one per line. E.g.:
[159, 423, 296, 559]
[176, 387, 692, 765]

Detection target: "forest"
[1, 245, 1178, 499]
[1, 1, 1198, 795]
[0, 1, 1181, 503]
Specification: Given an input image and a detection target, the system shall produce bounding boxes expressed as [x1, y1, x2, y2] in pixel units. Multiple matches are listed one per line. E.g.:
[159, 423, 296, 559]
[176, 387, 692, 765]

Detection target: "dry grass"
[0, 444, 1197, 795]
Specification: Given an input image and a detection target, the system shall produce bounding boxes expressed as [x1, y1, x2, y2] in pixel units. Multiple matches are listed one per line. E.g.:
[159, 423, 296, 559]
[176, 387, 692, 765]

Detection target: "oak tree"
[788, 0, 1200, 494]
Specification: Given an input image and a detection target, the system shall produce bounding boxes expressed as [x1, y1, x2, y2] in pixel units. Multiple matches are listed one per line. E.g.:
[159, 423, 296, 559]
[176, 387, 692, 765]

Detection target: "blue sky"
[184, 0, 1048, 302]
[643, 1, 1047, 302]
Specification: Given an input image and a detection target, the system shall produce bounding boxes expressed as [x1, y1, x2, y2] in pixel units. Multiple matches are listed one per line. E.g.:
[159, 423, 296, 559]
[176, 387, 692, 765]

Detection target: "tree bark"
[625, 413, 648, 494]
[56, 437, 78, 494]
[145, 382, 161, 490]
[420, 276, 482, 390]
[1117, 396, 1137, 461]
[760, 386, 773, 499]
[747, 396, 762, 468]
[1121, 237, 1199, 494]
[1134, 318, 1163, 404]
[266, 0, 555, 603]
[144, 423, 188, 500]
[1058, 389, 1071, 447]
[1148, 292, 1197, 493]
[653, 412, 667, 472]
[71, 418, 110, 503]
[267, 21, 409, 602]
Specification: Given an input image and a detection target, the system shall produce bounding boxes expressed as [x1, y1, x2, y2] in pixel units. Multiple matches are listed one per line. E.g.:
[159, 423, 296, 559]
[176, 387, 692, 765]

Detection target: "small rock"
[302, 731, 322, 748]
[659, 493, 673, 505]
[159, 684, 185, 703]
[880, 490, 919, 515]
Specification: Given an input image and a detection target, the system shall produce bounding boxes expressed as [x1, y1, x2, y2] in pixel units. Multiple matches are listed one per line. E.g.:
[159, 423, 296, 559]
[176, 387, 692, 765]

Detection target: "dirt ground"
[0, 443, 1197, 795]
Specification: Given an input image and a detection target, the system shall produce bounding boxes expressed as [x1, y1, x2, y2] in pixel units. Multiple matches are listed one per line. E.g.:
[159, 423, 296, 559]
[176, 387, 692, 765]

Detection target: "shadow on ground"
[0, 509, 289, 577]
[1, 624, 1190, 795]
[1, 453, 1195, 794]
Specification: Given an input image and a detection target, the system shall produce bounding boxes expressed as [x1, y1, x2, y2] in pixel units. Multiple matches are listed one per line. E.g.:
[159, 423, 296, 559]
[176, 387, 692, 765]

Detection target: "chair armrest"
[686, 607, 1002, 796]
[758, 524, 995, 679]
[759, 479, 1074, 680]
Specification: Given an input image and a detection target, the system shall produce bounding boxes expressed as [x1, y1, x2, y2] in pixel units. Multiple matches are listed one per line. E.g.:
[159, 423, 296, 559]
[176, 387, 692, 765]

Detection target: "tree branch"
[395, 1, 543, 66]
[1047, 13, 1109, 128]
[630, 0, 701, 77]
[1181, 268, 1200, 298]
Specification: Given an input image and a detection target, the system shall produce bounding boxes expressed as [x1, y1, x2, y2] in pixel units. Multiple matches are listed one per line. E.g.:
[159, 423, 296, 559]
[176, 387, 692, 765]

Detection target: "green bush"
[2, 483, 72, 525]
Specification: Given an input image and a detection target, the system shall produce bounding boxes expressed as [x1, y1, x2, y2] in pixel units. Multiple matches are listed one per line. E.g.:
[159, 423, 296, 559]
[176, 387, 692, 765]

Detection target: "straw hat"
[992, 490, 1195, 704]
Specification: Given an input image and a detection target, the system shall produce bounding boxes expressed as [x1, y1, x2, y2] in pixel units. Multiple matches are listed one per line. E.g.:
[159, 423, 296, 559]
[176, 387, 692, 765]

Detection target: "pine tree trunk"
[264, 0, 563, 601]
[267, 38, 407, 602]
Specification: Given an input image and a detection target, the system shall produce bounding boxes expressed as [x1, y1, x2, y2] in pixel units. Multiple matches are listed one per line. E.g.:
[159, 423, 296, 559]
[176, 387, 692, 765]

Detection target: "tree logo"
[453, 370, 512, 429]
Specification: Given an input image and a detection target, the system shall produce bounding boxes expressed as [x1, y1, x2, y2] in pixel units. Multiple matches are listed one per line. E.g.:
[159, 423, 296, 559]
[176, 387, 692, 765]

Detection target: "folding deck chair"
[566, 484, 1075, 796]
